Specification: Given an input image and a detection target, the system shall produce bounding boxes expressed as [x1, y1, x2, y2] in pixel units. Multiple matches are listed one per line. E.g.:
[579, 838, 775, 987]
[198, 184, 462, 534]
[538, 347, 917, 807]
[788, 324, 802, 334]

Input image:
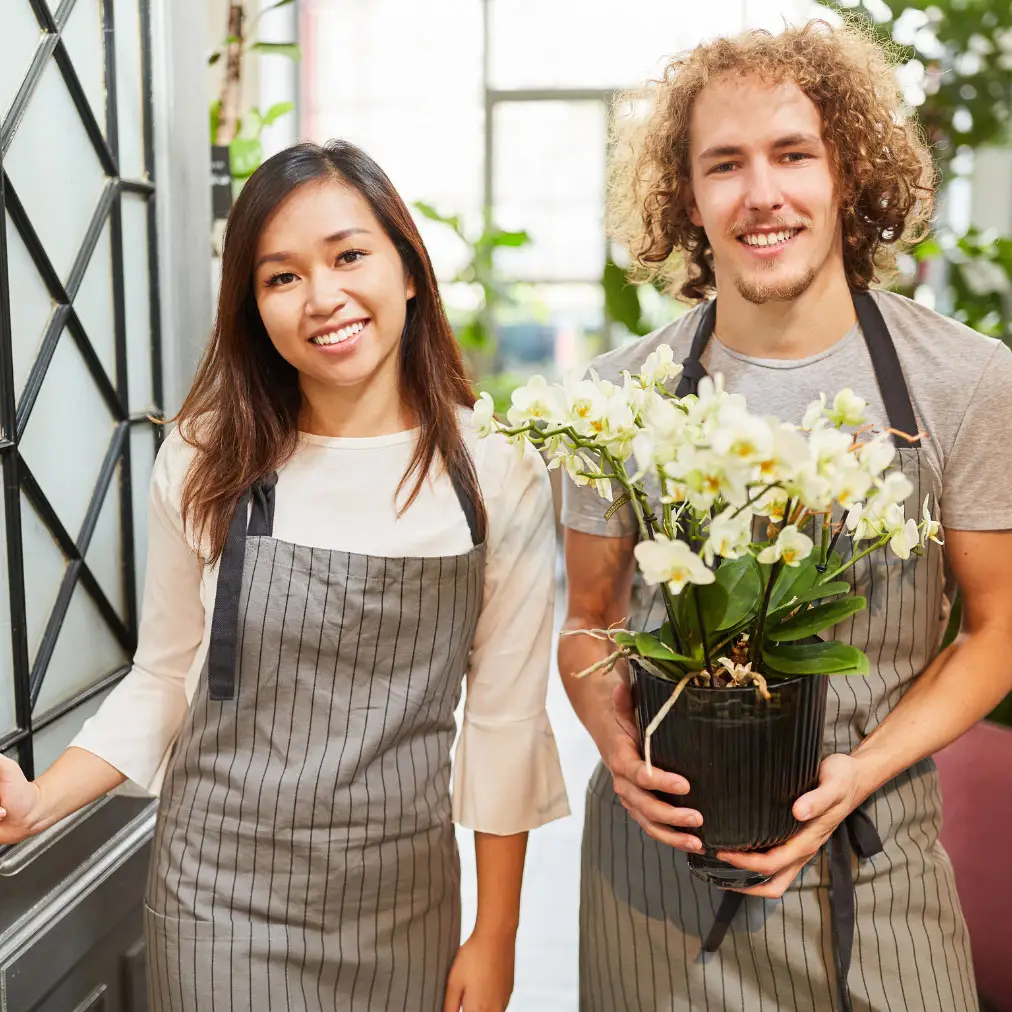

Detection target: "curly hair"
[609, 19, 936, 302]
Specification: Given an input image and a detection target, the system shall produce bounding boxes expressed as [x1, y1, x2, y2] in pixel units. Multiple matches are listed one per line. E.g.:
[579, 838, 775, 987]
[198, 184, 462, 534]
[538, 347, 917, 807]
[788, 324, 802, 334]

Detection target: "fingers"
[609, 733, 689, 796]
[625, 806, 705, 853]
[442, 978, 463, 1012]
[615, 777, 701, 828]
[793, 778, 846, 822]
[728, 859, 807, 899]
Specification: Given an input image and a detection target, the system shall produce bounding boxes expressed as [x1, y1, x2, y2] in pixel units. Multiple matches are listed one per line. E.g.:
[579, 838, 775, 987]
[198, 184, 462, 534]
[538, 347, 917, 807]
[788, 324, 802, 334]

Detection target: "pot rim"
[628, 656, 823, 693]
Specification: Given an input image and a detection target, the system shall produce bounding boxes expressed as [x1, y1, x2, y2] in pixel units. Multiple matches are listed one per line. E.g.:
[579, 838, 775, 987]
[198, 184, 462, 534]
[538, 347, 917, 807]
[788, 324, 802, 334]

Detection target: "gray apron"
[580, 294, 978, 1011]
[144, 467, 485, 1011]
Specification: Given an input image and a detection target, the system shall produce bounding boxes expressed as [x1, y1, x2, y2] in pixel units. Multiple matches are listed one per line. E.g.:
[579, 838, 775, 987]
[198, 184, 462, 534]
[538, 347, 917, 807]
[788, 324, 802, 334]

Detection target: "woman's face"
[253, 179, 415, 399]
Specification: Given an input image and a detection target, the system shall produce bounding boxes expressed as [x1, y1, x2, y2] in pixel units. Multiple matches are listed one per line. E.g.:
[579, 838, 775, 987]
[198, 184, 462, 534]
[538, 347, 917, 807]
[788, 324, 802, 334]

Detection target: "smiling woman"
[0, 141, 569, 1012]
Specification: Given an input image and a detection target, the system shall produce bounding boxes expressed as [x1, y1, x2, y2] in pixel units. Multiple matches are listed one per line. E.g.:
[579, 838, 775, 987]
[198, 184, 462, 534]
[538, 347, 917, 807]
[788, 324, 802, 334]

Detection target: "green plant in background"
[208, 0, 301, 193]
[602, 254, 684, 340]
[412, 203, 531, 412]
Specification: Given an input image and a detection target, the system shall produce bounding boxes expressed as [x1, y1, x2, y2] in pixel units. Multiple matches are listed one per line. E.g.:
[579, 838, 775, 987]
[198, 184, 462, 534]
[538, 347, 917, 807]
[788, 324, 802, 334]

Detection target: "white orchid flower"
[801, 394, 827, 432]
[888, 514, 921, 560]
[639, 343, 683, 388]
[875, 471, 914, 509]
[634, 535, 715, 594]
[826, 388, 868, 428]
[920, 495, 944, 547]
[856, 433, 896, 477]
[703, 506, 753, 564]
[473, 392, 496, 437]
[506, 375, 564, 426]
[711, 410, 774, 466]
[831, 461, 874, 509]
[564, 377, 608, 435]
[758, 525, 814, 567]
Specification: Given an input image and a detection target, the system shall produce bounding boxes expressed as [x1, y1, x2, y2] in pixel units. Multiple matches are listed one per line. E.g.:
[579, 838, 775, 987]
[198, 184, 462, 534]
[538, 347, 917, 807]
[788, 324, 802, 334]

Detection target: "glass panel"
[20, 498, 67, 670]
[0, 0, 43, 123]
[5, 212, 56, 406]
[0, 482, 15, 739]
[84, 466, 125, 622]
[61, 0, 106, 132]
[300, 0, 483, 281]
[4, 59, 107, 284]
[129, 424, 155, 618]
[492, 283, 606, 381]
[20, 328, 117, 541]
[121, 193, 153, 412]
[32, 684, 114, 774]
[113, 0, 146, 181]
[73, 219, 117, 387]
[33, 582, 128, 716]
[492, 101, 607, 282]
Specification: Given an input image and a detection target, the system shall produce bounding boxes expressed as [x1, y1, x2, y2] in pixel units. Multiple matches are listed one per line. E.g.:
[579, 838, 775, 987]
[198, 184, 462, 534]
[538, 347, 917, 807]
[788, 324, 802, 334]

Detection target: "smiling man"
[560, 20, 1012, 1012]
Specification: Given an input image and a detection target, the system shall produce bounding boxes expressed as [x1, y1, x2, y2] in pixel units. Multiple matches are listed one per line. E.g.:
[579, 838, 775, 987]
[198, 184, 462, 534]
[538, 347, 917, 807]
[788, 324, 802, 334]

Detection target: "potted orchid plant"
[474, 346, 942, 887]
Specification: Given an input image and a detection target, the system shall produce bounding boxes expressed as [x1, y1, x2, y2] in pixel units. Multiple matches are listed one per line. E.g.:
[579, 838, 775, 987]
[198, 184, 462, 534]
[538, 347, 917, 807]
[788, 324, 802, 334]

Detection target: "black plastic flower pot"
[629, 657, 829, 889]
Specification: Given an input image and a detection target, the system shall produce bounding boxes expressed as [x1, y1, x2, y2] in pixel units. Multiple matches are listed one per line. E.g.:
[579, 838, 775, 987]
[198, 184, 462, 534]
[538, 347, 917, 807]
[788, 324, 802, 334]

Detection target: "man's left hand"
[715, 753, 866, 899]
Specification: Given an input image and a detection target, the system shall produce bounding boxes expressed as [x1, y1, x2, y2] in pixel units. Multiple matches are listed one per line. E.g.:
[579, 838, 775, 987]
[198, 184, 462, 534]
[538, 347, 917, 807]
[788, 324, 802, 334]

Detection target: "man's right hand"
[603, 679, 705, 853]
[0, 754, 43, 845]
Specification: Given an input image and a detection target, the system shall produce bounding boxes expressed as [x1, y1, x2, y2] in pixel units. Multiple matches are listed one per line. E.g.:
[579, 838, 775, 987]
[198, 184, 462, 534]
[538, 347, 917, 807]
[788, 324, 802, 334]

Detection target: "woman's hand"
[442, 926, 516, 1012]
[0, 754, 44, 845]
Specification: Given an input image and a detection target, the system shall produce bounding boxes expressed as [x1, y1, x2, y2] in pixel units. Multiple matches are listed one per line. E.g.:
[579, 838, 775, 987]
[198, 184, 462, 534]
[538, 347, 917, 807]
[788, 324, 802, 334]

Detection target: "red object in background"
[935, 720, 1012, 1012]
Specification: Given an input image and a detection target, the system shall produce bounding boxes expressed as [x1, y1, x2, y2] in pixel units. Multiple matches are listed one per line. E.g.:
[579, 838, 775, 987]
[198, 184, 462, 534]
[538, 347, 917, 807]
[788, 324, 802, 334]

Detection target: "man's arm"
[719, 528, 1012, 896]
[560, 528, 703, 853]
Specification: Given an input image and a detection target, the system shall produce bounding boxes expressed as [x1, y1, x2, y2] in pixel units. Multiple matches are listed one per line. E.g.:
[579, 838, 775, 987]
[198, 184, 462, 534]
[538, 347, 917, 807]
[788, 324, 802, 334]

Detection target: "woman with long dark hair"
[0, 140, 569, 1010]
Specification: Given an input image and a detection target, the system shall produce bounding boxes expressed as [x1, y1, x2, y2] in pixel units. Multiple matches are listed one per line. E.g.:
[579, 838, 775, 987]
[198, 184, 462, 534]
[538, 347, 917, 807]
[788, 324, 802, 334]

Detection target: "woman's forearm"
[851, 627, 1012, 801]
[31, 747, 127, 834]
[472, 831, 528, 941]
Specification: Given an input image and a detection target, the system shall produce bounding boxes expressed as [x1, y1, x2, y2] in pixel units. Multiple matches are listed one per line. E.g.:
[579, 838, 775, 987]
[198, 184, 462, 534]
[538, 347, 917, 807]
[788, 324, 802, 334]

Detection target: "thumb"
[793, 768, 846, 822]
[0, 754, 27, 786]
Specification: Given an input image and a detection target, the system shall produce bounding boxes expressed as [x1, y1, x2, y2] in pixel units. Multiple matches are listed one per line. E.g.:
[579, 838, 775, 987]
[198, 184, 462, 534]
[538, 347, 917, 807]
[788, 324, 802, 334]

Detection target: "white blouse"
[70, 411, 570, 835]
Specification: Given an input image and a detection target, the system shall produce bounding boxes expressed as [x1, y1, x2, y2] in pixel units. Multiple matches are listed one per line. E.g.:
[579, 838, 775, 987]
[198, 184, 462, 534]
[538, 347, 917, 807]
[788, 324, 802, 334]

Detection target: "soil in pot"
[629, 658, 828, 888]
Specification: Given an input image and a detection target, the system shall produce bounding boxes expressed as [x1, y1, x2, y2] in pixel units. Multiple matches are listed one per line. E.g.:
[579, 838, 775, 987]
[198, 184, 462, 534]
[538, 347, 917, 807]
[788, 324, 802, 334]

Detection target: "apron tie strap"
[207, 473, 278, 701]
[700, 806, 882, 1011]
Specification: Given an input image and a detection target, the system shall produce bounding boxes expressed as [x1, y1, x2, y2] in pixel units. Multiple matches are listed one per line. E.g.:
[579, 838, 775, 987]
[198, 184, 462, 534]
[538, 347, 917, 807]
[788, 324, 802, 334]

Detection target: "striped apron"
[580, 294, 978, 1011]
[144, 468, 485, 1011]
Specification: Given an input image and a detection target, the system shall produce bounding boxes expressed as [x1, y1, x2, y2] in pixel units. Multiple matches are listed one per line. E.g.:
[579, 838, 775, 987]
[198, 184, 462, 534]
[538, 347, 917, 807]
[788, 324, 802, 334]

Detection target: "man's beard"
[734, 263, 817, 305]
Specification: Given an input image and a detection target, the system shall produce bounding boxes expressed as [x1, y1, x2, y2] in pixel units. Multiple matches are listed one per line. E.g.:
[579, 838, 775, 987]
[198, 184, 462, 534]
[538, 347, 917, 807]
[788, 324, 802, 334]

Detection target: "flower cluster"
[475, 345, 942, 687]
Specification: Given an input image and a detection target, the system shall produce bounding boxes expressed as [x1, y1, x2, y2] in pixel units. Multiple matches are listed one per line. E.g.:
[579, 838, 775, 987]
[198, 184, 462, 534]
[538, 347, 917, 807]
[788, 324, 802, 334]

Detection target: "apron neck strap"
[448, 459, 481, 548]
[672, 292, 920, 448]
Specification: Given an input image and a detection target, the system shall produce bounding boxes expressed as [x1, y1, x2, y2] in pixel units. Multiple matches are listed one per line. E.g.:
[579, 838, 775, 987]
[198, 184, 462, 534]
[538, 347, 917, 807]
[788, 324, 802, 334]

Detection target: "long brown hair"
[608, 19, 936, 301]
[176, 140, 486, 561]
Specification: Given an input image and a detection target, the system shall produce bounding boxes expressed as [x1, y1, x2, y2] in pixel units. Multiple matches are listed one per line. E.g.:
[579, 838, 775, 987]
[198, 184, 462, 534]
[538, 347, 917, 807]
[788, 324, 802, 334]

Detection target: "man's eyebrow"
[697, 133, 822, 161]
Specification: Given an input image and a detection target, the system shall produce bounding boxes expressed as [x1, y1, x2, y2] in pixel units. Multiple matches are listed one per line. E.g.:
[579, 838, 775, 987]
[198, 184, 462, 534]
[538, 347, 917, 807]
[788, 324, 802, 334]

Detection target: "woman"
[0, 140, 569, 1011]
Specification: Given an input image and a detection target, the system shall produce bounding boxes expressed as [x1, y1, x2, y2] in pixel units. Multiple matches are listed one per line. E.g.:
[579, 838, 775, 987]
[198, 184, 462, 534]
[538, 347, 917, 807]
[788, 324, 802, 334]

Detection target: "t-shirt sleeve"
[560, 463, 638, 537]
[941, 341, 1012, 531]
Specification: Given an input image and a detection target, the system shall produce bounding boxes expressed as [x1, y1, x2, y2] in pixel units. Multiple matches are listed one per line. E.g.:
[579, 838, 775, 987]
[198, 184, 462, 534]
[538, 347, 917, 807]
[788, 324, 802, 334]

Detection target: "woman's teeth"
[740, 229, 801, 247]
[310, 320, 366, 346]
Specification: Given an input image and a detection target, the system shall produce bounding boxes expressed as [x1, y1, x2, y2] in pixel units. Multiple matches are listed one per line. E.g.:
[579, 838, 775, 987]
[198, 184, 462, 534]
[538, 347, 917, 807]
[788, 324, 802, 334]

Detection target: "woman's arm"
[443, 832, 528, 1012]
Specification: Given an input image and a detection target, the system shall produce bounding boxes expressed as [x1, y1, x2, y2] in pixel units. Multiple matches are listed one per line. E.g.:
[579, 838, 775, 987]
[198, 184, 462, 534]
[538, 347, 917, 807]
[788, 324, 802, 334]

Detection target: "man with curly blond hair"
[560, 19, 1012, 1012]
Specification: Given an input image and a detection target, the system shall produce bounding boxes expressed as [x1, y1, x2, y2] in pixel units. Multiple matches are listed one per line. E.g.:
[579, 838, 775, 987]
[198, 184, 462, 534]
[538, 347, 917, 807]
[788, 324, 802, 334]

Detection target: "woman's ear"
[406, 273, 416, 300]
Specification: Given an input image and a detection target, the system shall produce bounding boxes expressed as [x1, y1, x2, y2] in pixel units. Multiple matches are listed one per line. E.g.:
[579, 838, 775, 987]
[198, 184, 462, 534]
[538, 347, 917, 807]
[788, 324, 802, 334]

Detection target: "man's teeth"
[311, 321, 366, 346]
[741, 229, 800, 247]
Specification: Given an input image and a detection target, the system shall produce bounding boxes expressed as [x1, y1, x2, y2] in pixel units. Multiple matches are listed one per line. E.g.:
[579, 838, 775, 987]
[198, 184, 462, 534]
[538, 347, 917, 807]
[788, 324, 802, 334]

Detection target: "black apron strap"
[674, 300, 717, 398]
[207, 473, 278, 701]
[851, 292, 920, 448]
[448, 457, 482, 548]
[703, 890, 743, 952]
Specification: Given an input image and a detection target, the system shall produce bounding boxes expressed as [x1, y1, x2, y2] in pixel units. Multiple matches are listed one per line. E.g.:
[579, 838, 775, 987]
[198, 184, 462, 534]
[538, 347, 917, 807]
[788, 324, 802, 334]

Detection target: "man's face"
[687, 74, 842, 305]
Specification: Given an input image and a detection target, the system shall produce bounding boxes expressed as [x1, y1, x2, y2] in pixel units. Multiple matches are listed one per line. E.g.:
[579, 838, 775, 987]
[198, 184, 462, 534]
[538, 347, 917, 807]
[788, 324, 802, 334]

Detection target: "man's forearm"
[472, 831, 528, 940]
[851, 627, 1012, 801]
[557, 616, 623, 759]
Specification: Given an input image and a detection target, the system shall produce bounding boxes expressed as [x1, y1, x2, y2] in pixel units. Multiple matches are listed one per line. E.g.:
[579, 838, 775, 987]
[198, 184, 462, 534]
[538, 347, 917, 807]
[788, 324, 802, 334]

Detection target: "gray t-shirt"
[562, 289, 1012, 536]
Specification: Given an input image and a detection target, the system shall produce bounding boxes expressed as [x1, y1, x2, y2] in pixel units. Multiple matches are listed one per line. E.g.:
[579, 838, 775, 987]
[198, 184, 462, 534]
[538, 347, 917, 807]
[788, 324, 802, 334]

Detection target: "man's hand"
[605, 680, 704, 853]
[715, 753, 864, 897]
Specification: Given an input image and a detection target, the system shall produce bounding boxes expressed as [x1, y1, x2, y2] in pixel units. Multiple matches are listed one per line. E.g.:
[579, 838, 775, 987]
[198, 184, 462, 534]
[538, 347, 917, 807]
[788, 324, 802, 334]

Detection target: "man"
[560, 20, 1012, 1012]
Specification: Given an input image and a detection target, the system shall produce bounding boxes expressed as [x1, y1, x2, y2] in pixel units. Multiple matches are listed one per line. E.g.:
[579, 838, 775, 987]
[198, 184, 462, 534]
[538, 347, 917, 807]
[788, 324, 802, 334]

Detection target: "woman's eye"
[338, 249, 366, 265]
[266, 271, 298, 287]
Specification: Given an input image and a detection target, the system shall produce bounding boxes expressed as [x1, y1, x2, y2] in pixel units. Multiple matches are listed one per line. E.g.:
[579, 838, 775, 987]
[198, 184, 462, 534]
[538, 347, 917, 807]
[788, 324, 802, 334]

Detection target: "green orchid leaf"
[633, 632, 696, 666]
[767, 555, 819, 613]
[762, 640, 870, 676]
[711, 556, 763, 631]
[613, 631, 636, 647]
[768, 597, 867, 642]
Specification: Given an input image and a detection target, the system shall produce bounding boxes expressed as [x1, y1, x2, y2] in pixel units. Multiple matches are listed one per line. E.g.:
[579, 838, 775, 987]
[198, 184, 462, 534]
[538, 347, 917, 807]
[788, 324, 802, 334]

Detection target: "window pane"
[0, 0, 42, 123]
[73, 218, 117, 388]
[84, 466, 126, 623]
[20, 498, 67, 671]
[493, 101, 607, 282]
[33, 582, 128, 717]
[122, 194, 153, 413]
[20, 329, 117, 541]
[5, 59, 108, 284]
[129, 425, 156, 619]
[5, 212, 56, 408]
[113, 0, 146, 181]
[61, 0, 106, 133]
